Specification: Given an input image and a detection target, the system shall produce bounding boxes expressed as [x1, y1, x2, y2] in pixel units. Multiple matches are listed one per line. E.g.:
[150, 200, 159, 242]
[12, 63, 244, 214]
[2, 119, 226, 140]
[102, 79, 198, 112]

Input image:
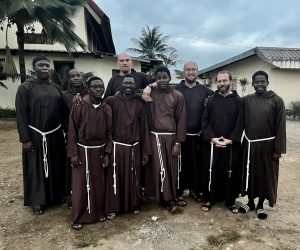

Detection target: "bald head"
[183, 61, 198, 84]
[184, 61, 198, 71]
[118, 52, 132, 75]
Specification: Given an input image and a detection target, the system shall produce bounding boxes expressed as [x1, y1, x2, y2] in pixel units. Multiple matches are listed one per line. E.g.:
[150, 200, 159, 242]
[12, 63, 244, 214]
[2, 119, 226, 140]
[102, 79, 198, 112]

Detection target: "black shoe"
[32, 205, 44, 215]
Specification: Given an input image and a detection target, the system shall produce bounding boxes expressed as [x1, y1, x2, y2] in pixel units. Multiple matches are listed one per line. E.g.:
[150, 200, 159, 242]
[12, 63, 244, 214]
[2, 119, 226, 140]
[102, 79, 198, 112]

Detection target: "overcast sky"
[97, 0, 300, 71]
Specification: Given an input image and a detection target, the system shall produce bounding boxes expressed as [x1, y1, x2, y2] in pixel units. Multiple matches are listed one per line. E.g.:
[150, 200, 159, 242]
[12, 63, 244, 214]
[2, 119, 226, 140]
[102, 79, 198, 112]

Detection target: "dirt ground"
[0, 120, 299, 250]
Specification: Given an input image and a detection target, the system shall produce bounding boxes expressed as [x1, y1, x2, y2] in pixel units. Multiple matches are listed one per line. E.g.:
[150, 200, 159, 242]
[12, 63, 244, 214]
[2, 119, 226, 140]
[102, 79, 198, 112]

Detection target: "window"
[0, 58, 4, 73]
[231, 78, 237, 91]
[0, 58, 6, 80]
[53, 61, 75, 89]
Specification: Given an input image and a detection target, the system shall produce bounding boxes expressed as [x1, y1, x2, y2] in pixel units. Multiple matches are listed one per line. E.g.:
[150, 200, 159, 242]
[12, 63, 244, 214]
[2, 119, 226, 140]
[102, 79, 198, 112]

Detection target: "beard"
[185, 77, 197, 84]
[217, 85, 230, 94]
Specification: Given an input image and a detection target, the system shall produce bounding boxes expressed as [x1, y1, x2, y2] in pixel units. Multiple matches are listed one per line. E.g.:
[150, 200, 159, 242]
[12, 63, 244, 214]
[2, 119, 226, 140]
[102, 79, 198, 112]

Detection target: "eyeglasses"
[184, 68, 198, 72]
[217, 79, 229, 84]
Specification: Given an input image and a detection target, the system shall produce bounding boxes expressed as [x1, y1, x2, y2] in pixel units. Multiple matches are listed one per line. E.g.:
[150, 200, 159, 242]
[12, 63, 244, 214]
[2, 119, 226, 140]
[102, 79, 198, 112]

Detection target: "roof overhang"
[199, 47, 300, 77]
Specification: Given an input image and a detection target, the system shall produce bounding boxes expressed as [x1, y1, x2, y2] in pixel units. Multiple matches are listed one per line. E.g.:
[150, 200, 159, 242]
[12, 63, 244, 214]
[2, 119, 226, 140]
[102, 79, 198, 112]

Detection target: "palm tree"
[127, 25, 178, 66]
[0, 0, 87, 83]
[161, 47, 178, 68]
[239, 78, 250, 97]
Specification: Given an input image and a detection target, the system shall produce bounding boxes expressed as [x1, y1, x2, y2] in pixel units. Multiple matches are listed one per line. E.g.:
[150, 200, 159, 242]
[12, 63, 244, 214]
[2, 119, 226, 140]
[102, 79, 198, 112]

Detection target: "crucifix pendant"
[228, 169, 232, 178]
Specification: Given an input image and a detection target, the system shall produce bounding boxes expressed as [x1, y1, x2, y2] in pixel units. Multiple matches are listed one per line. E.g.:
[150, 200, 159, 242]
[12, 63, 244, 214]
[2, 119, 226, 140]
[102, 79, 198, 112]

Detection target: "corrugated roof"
[199, 47, 300, 75]
[259, 47, 300, 61]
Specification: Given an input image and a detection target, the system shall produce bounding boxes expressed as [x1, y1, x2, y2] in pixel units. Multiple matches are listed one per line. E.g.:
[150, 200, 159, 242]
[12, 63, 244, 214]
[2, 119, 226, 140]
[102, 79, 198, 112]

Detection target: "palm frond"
[127, 25, 177, 65]
[0, 81, 8, 89]
[3, 46, 19, 82]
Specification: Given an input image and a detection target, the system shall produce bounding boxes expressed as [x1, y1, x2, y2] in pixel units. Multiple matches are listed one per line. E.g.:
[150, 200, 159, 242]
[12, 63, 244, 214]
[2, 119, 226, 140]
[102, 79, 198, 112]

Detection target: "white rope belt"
[177, 148, 182, 189]
[29, 124, 61, 178]
[112, 140, 139, 195]
[244, 135, 275, 191]
[208, 142, 214, 191]
[77, 142, 106, 214]
[150, 131, 179, 192]
[186, 130, 202, 136]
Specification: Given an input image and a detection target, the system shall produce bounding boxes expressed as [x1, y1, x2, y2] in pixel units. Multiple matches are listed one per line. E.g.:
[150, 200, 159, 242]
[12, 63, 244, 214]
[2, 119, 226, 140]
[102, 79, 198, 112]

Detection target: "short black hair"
[252, 70, 268, 82]
[85, 76, 104, 87]
[32, 54, 50, 67]
[67, 68, 80, 77]
[155, 66, 171, 78]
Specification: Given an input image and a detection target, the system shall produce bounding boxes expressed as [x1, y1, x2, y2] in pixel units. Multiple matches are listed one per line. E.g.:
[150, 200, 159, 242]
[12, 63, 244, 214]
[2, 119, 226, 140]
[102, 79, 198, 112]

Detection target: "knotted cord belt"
[186, 130, 202, 136]
[29, 124, 61, 178]
[244, 134, 275, 191]
[150, 131, 181, 192]
[112, 140, 139, 195]
[77, 142, 106, 214]
[208, 142, 214, 191]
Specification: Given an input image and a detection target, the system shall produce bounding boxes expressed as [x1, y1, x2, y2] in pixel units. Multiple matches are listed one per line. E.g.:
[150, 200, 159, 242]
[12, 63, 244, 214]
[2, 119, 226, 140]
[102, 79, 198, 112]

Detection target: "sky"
[96, 0, 300, 71]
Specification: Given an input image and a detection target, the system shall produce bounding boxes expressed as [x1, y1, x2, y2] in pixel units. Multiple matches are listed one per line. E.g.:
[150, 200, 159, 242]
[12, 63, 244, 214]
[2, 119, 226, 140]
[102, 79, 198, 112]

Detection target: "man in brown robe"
[104, 52, 152, 98]
[68, 76, 112, 230]
[239, 70, 286, 219]
[62, 69, 88, 207]
[144, 67, 187, 212]
[62, 69, 88, 113]
[15, 54, 67, 215]
[142, 61, 213, 205]
[201, 70, 243, 213]
[105, 77, 151, 219]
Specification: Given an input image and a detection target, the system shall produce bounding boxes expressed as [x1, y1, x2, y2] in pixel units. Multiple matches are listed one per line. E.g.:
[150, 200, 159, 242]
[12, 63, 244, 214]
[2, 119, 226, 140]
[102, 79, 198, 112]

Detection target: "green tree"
[127, 25, 178, 66]
[0, 0, 87, 83]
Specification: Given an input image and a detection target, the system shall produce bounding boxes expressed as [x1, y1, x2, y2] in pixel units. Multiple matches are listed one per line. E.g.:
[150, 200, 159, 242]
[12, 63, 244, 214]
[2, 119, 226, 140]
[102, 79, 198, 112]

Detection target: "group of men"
[15, 52, 286, 230]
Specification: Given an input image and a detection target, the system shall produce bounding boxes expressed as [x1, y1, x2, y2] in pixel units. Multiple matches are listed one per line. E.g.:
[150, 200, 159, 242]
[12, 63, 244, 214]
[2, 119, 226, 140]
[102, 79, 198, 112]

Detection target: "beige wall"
[204, 56, 300, 107]
[0, 53, 142, 108]
[269, 69, 300, 108]
[0, 7, 87, 51]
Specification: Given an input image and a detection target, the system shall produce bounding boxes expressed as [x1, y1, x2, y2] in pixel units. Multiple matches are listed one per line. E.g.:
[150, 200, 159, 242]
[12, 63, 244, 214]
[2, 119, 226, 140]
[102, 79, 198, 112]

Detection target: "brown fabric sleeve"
[175, 92, 187, 143]
[15, 84, 31, 143]
[274, 96, 286, 154]
[67, 105, 80, 158]
[105, 105, 113, 154]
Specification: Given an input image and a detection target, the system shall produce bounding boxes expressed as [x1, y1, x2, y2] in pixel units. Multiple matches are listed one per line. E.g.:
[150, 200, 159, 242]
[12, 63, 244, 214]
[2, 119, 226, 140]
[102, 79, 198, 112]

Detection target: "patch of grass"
[17, 218, 50, 234]
[73, 233, 99, 248]
[276, 244, 297, 250]
[245, 234, 264, 243]
[206, 230, 241, 247]
[197, 245, 214, 250]
[13, 194, 23, 200]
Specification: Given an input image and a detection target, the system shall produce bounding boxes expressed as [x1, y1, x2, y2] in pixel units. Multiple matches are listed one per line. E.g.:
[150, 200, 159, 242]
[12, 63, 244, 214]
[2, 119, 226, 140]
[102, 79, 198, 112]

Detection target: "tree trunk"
[16, 23, 26, 83]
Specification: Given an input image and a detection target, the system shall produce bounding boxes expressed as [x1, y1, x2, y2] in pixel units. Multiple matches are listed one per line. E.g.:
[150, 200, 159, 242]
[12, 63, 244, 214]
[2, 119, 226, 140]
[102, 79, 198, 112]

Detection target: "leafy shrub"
[290, 101, 300, 119]
[0, 107, 16, 118]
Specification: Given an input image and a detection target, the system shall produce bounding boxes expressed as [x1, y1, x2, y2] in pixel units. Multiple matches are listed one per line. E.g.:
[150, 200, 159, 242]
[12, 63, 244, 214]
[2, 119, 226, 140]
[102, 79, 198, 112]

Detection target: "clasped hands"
[211, 137, 232, 148]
